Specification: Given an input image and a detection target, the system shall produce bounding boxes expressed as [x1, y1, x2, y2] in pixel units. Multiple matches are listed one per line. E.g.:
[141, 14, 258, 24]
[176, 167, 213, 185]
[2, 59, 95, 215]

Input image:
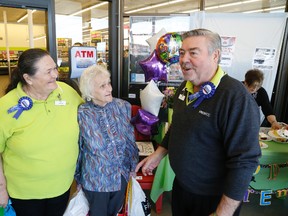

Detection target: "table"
[150, 127, 288, 202]
[250, 134, 288, 192]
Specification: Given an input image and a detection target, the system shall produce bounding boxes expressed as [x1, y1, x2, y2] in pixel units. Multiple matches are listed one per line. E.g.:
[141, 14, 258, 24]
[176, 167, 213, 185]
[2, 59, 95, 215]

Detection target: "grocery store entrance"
[0, 6, 47, 76]
[0, 0, 56, 95]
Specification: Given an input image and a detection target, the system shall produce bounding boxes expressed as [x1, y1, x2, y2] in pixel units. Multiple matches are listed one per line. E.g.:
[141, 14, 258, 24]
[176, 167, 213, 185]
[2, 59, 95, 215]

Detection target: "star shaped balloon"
[139, 50, 168, 82]
[146, 28, 167, 53]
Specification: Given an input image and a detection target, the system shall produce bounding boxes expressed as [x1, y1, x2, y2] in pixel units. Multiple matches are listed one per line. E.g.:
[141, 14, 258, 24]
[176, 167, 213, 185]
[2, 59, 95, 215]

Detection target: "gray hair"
[182, 28, 222, 63]
[79, 64, 111, 101]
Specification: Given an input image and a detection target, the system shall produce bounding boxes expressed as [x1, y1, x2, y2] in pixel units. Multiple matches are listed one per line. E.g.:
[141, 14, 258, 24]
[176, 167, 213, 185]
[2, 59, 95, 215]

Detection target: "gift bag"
[4, 203, 16, 216]
[0, 199, 16, 216]
[127, 177, 151, 216]
[63, 188, 89, 216]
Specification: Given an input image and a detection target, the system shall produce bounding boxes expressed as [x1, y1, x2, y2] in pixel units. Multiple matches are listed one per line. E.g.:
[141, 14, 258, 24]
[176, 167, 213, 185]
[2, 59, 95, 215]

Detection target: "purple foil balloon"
[135, 124, 152, 136]
[139, 50, 167, 82]
[131, 109, 159, 135]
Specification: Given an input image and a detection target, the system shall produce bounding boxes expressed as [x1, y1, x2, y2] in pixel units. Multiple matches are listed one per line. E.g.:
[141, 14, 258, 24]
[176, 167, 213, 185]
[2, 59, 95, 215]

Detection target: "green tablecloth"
[151, 122, 175, 203]
[250, 140, 288, 191]
[150, 155, 175, 203]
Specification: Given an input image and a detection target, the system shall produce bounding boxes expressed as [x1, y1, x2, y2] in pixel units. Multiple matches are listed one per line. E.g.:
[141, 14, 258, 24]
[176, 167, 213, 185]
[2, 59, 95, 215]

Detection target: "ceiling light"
[26, 35, 46, 41]
[182, 0, 262, 13]
[205, 0, 261, 10]
[243, 6, 286, 13]
[17, 10, 36, 23]
[82, 29, 91, 33]
[69, 2, 108, 16]
[34, 35, 46, 40]
[125, 0, 185, 14]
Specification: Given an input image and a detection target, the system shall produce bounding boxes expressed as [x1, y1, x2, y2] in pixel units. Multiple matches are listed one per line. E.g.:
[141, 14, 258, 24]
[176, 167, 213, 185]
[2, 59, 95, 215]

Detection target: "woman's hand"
[0, 186, 9, 208]
[0, 154, 8, 208]
[271, 121, 281, 130]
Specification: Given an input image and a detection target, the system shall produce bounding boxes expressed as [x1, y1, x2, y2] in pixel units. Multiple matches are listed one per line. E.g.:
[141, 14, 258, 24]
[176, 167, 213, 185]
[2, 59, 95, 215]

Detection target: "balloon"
[139, 50, 168, 82]
[146, 28, 167, 53]
[131, 109, 159, 136]
[156, 32, 182, 65]
[131, 109, 159, 125]
[140, 80, 164, 116]
[135, 124, 153, 136]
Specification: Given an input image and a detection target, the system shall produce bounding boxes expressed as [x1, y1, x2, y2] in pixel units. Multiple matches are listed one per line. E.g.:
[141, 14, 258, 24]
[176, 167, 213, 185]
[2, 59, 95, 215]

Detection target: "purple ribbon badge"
[8, 96, 33, 119]
[188, 82, 216, 108]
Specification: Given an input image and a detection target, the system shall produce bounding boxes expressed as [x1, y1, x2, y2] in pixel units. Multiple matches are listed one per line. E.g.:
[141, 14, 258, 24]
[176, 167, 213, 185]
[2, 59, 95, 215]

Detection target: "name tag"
[55, 100, 66, 106]
[178, 94, 185, 101]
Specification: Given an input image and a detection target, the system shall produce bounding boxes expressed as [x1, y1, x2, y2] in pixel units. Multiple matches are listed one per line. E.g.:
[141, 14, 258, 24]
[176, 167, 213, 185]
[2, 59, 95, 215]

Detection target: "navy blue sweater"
[161, 74, 261, 200]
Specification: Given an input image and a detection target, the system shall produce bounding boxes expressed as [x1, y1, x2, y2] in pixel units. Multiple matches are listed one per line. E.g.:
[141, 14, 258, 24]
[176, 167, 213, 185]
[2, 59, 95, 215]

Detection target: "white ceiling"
[0, 0, 286, 25]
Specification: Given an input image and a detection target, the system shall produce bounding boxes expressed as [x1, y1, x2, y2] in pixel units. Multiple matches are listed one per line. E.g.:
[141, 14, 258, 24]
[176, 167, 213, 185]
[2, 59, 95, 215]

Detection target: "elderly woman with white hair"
[74, 65, 139, 216]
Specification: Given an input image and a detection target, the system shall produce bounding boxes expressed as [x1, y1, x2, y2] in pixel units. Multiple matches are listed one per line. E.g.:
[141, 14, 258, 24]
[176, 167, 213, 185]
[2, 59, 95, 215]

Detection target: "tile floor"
[149, 191, 288, 216]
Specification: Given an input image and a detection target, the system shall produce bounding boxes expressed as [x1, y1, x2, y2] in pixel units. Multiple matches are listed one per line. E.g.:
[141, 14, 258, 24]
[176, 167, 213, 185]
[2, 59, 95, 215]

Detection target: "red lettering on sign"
[75, 51, 81, 58]
[74, 50, 94, 58]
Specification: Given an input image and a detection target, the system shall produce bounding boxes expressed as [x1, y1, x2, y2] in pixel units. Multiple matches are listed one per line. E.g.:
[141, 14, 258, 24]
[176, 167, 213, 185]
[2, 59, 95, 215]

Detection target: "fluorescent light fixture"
[182, 0, 261, 13]
[82, 29, 91, 33]
[17, 10, 36, 23]
[243, 6, 286, 13]
[206, 0, 261, 10]
[26, 35, 46, 41]
[125, 0, 185, 14]
[69, 2, 108, 16]
[34, 35, 46, 40]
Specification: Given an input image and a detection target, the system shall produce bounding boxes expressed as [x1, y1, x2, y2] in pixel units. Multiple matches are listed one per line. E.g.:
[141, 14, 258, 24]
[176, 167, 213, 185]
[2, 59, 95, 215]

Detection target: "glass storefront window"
[54, 0, 109, 78]
[129, 16, 190, 84]
[0, 7, 46, 75]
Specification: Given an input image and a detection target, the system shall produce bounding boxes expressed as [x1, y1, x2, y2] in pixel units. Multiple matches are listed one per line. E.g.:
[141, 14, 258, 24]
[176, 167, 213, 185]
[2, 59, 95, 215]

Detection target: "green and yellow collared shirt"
[185, 67, 226, 106]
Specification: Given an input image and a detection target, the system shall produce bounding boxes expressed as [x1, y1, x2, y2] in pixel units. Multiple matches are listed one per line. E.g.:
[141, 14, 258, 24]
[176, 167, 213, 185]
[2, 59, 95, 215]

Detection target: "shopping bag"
[0, 199, 16, 216]
[127, 177, 151, 216]
[63, 188, 89, 216]
[117, 177, 131, 216]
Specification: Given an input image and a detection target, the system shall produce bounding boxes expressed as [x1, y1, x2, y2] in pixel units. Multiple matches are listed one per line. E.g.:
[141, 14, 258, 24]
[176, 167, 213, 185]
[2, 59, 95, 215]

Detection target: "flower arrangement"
[161, 87, 177, 108]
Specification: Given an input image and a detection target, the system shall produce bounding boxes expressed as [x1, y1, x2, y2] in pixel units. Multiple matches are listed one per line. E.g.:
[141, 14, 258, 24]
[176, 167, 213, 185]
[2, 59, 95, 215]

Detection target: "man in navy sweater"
[136, 28, 261, 216]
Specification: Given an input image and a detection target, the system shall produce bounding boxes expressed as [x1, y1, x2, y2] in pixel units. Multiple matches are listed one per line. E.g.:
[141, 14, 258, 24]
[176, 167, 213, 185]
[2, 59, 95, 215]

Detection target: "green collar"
[185, 66, 226, 105]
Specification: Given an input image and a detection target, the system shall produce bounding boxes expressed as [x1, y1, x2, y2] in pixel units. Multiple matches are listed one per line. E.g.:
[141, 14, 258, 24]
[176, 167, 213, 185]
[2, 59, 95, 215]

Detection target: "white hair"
[79, 64, 111, 101]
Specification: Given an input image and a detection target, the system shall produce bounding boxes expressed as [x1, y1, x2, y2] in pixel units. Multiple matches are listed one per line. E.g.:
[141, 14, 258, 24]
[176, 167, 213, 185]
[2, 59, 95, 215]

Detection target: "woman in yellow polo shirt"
[0, 48, 83, 216]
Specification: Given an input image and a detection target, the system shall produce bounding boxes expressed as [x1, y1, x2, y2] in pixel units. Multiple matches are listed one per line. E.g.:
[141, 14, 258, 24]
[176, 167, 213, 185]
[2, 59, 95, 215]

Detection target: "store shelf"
[0, 50, 20, 75]
[57, 38, 72, 63]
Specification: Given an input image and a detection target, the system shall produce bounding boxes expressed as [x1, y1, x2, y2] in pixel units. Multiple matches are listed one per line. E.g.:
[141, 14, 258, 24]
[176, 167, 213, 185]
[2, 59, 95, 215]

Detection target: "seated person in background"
[243, 69, 281, 129]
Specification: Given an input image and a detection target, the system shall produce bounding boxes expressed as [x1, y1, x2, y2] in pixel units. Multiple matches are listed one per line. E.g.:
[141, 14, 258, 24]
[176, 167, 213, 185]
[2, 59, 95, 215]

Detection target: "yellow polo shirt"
[0, 81, 83, 199]
[186, 66, 226, 105]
